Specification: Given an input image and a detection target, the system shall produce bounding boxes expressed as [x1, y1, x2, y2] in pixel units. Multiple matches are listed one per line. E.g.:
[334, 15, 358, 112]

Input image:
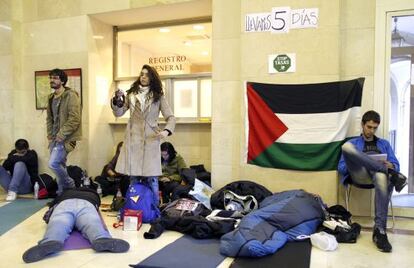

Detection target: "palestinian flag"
[247, 78, 364, 171]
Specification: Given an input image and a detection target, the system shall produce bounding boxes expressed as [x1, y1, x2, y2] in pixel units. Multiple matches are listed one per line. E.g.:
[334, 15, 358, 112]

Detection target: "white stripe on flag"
[275, 107, 360, 144]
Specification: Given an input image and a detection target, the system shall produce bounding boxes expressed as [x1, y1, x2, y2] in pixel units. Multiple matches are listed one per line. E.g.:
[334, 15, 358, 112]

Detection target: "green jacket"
[46, 87, 82, 152]
[162, 154, 187, 182]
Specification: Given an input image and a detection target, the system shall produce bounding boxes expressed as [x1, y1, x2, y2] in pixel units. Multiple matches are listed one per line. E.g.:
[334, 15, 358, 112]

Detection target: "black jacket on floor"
[210, 180, 272, 210]
[144, 199, 235, 239]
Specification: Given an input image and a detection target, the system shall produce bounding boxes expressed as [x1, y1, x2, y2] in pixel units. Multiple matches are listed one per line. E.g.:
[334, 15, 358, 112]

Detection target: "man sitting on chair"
[338, 110, 407, 253]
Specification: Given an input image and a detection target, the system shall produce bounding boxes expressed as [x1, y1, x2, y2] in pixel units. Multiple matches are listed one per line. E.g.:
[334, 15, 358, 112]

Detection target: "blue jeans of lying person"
[40, 199, 111, 245]
[0, 162, 32, 194]
[130, 176, 159, 206]
[49, 142, 75, 195]
[341, 143, 394, 230]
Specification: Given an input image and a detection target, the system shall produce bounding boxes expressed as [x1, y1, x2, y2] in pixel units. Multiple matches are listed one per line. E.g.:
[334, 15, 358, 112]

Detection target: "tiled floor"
[0, 192, 413, 268]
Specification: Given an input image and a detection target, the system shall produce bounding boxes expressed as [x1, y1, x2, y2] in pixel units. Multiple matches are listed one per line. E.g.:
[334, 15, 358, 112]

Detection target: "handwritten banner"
[271, 7, 291, 33]
[245, 7, 319, 33]
[291, 8, 318, 29]
[245, 13, 272, 32]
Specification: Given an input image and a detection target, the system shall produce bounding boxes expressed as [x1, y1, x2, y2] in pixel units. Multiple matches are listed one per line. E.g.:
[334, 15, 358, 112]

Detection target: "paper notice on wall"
[245, 13, 272, 32]
[268, 53, 296, 73]
[270, 7, 291, 34]
[290, 8, 319, 29]
[245, 7, 318, 33]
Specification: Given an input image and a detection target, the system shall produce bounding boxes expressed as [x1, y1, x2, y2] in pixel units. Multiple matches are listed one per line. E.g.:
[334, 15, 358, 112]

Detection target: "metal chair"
[344, 175, 395, 230]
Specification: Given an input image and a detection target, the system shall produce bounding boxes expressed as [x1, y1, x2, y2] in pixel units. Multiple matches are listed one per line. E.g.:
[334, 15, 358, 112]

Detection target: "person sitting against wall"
[0, 139, 38, 201]
[159, 142, 187, 203]
[95, 141, 130, 197]
[22, 187, 130, 263]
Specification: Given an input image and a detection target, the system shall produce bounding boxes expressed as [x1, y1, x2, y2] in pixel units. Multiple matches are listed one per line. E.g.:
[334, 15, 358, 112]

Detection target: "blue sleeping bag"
[220, 190, 324, 257]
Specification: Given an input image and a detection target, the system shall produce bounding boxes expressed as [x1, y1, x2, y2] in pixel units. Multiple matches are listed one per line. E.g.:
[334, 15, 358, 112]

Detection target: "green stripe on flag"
[249, 140, 348, 171]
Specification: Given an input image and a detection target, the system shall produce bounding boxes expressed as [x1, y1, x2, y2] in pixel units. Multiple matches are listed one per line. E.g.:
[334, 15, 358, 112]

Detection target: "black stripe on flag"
[248, 77, 364, 114]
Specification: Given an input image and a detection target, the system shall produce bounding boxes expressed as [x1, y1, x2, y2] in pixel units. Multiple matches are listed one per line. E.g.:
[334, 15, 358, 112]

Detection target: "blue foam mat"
[0, 199, 49, 236]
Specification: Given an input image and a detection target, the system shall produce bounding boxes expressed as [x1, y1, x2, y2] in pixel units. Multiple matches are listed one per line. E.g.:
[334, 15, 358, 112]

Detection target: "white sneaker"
[6, 191, 17, 201]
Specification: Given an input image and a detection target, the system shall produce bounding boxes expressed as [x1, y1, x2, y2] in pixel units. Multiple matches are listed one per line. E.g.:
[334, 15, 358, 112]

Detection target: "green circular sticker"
[273, 54, 291, 72]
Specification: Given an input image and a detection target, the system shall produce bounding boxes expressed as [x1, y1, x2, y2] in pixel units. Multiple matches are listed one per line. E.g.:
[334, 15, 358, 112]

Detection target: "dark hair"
[128, 64, 164, 102]
[49, 68, 68, 86]
[161, 142, 177, 162]
[362, 110, 381, 124]
[15, 139, 29, 151]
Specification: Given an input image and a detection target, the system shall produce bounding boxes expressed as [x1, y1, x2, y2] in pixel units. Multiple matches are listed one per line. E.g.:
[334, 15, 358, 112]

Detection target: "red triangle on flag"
[247, 83, 288, 162]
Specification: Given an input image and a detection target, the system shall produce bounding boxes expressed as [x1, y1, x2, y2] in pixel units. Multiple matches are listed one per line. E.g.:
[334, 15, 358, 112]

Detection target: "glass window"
[200, 79, 212, 117]
[391, 16, 414, 48]
[114, 21, 211, 121]
[173, 80, 198, 118]
[114, 77, 211, 121]
[116, 22, 211, 78]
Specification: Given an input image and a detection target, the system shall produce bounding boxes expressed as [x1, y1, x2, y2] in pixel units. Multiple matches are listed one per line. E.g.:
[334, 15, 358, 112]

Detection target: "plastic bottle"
[116, 188, 122, 198]
[96, 183, 102, 195]
[34, 182, 39, 199]
[83, 176, 90, 187]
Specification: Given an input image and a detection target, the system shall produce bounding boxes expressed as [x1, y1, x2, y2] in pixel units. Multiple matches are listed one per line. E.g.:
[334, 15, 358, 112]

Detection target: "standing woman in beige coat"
[111, 65, 176, 205]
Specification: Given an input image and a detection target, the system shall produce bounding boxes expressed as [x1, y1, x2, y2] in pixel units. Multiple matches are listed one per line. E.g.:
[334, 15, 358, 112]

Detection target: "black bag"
[95, 175, 117, 196]
[67, 165, 84, 187]
[210, 181, 272, 210]
[326, 205, 352, 223]
[35, 173, 58, 199]
[161, 198, 208, 218]
[323, 222, 361, 243]
[170, 184, 193, 201]
[180, 168, 197, 186]
[94, 175, 130, 197]
[189, 164, 206, 173]
[110, 195, 126, 211]
[67, 165, 96, 190]
[190, 164, 211, 186]
[323, 205, 360, 243]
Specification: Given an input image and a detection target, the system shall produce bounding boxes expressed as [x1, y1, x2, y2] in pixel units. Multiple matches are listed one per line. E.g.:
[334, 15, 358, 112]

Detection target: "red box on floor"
[123, 209, 142, 231]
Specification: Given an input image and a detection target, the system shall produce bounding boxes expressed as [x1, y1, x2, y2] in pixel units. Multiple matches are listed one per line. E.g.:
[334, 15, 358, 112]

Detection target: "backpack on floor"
[35, 173, 58, 199]
[189, 164, 211, 186]
[94, 175, 130, 197]
[67, 165, 97, 190]
[67, 165, 84, 187]
[95, 175, 117, 196]
[122, 182, 160, 223]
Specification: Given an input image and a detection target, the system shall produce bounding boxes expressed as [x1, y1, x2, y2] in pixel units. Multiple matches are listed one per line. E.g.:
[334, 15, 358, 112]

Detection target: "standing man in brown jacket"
[46, 69, 82, 195]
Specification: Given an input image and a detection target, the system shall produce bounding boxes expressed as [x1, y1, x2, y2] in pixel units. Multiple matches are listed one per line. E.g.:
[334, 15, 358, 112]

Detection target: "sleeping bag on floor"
[220, 189, 325, 257]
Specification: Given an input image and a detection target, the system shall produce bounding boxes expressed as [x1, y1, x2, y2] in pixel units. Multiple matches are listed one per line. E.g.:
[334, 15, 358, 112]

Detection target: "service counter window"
[114, 20, 211, 123]
[115, 77, 211, 122]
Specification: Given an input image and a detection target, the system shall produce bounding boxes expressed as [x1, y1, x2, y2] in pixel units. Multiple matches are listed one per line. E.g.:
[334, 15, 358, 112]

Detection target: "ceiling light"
[159, 28, 170, 33]
[201, 51, 209, 56]
[193, 25, 205, 31]
[93, 35, 104, 39]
